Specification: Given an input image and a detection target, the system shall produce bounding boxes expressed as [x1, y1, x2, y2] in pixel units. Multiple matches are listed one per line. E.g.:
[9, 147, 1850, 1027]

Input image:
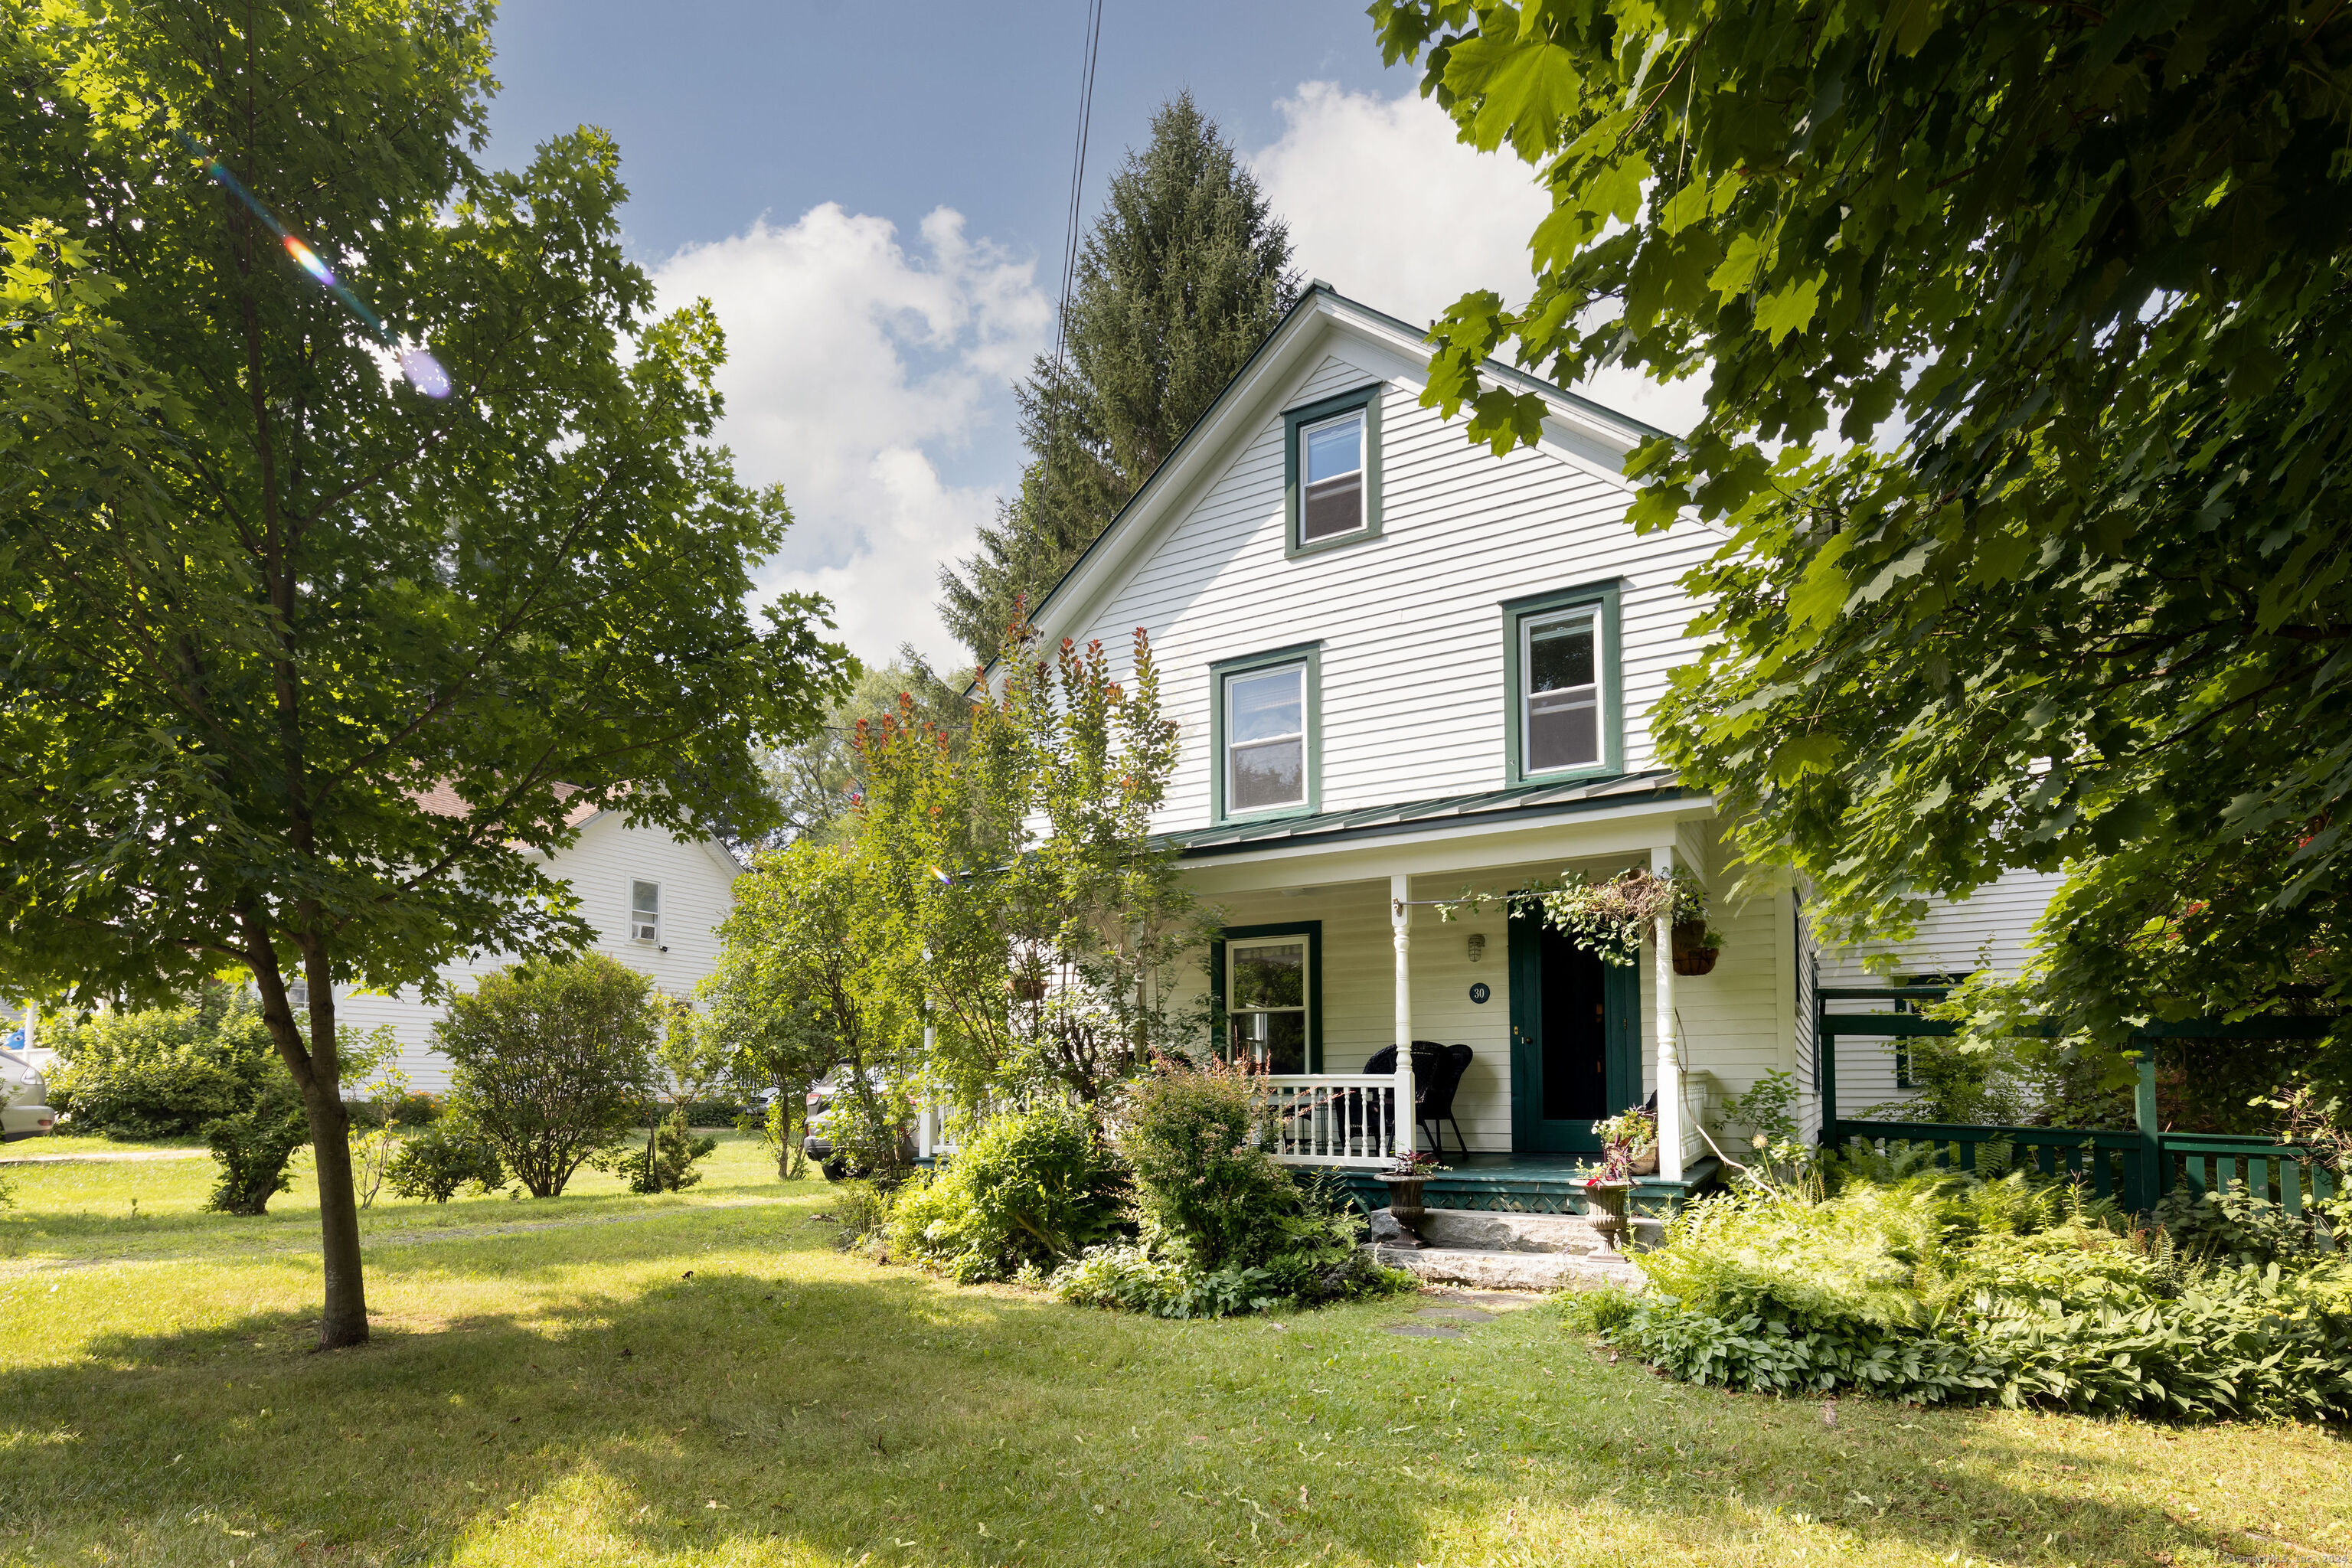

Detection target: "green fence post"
[2132, 1051, 2161, 1214]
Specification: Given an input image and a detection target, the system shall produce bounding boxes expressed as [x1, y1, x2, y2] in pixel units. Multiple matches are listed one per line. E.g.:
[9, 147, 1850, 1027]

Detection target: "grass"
[0, 1136, 2347, 1567]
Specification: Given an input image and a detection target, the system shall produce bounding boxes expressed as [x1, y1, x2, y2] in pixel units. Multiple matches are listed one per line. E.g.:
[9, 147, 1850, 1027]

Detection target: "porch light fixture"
[1466, 933, 1486, 963]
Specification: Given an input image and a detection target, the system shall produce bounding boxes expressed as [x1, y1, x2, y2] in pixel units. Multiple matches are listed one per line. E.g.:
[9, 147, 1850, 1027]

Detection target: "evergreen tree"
[942, 93, 1296, 661]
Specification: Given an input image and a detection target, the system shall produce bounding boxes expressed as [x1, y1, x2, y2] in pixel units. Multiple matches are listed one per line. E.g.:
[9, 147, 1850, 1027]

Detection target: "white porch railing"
[1264, 1073, 1407, 1168]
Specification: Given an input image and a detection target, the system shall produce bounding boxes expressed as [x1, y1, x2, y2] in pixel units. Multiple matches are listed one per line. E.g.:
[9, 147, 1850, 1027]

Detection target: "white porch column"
[1651, 844, 1684, 1182]
[1390, 873, 1416, 1155]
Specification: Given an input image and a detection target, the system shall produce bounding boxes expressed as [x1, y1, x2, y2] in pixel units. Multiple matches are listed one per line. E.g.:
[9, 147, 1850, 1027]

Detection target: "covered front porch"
[1174, 777, 1792, 1220]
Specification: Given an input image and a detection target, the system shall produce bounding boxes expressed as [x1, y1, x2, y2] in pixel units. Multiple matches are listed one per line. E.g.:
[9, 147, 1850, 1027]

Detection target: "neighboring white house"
[332, 791, 744, 1094]
[1008, 283, 2058, 1184]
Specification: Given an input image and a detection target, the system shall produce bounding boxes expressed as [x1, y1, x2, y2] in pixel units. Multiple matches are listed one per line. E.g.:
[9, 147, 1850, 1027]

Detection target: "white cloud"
[1250, 82, 1707, 437]
[651, 204, 1049, 668]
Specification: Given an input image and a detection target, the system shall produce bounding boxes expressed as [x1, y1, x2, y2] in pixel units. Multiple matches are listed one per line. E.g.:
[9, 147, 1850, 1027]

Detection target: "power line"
[1052, 0, 1106, 376]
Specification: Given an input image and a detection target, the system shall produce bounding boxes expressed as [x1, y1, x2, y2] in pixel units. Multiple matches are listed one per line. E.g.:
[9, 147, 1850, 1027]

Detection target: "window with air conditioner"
[630, 880, 661, 944]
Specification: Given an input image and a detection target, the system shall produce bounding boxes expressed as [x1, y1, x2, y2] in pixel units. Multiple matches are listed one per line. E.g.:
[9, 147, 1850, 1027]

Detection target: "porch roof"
[1168, 770, 1694, 859]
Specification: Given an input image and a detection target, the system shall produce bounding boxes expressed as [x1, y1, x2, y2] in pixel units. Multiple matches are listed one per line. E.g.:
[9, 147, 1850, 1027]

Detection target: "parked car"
[799, 1076, 913, 1181]
[0, 1050, 56, 1142]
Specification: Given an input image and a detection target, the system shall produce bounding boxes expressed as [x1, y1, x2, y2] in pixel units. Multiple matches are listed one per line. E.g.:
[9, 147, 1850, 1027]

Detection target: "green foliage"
[1613, 1168, 2352, 1422]
[707, 839, 914, 1184]
[887, 1102, 1128, 1283]
[608, 1110, 720, 1195]
[202, 1081, 311, 1217]
[827, 1179, 894, 1254]
[1370, 2, 2352, 1058]
[2153, 1182, 2334, 1270]
[1113, 1057, 1300, 1272]
[758, 652, 970, 848]
[436, 955, 662, 1198]
[1049, 1231, 1413, 1320]
[860, 622, 1210, 1109]
[940, 93, 1297, 660]
[384, 1122, 508, 1204]
[0, 0, 850, 1339]
[48, 991, 279, 1140]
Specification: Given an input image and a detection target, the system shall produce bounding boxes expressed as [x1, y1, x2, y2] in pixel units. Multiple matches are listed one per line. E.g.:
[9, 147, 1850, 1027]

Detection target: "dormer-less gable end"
[1029, 286, 1717, 842]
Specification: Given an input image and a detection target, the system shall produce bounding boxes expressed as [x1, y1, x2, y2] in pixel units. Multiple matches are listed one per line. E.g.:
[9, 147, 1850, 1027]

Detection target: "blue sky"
[479, 1, 1697, 666]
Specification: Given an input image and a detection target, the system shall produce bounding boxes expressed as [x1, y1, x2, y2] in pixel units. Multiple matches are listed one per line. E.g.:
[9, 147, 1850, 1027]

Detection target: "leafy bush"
[1046, 1060, 1416, 1317]
[1606, 1167, 2352, 1423]
[48, 991, 277, 1139]
[202, 1081, 312, 1216]
[2154, 1181, 2334, 1267]
[827, 1178, 893, 1253]
[385, 1123, 508, 1202]
[887, 1102, 1128, 1283]
[606, 1110, 720, 1194]
[1050, 1213, 1411, 1318]
[1114, 1057, 1305, 1270]
[436, 955, 662, 1197]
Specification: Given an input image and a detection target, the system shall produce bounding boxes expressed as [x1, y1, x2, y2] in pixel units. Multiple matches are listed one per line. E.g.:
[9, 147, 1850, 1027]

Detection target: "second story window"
[630, 880, 661, 944]
[1282, 384, 1383, 557]
[1227, 663, 1306, 812]
[1211, 643, 1322, 822]
[1502, 582, 1622, 787]
[1299, 412, 1364, 541]
[1523, 608, 1599, 773]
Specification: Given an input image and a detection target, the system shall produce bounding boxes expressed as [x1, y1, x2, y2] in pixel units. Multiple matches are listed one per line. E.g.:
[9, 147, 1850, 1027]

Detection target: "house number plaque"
[1468, 982, 1490, 1004]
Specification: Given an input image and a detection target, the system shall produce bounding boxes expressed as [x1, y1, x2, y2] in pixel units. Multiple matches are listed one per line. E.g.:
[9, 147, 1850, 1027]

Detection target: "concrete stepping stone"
[1414, 1307, 1498, 1324]
[1380, 1321, 1462, 1338]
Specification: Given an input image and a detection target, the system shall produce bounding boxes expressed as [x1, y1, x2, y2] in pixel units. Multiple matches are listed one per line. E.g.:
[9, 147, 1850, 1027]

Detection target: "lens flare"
[173, 129, 455, 401]
[397, 348, 452, 400]
[282, 236, 335, 286]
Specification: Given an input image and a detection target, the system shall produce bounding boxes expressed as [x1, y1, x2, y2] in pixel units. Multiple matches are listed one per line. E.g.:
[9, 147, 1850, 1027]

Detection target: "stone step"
[1370, 1243, 1645, 1293]
[1390, 1207, 1665, 1255]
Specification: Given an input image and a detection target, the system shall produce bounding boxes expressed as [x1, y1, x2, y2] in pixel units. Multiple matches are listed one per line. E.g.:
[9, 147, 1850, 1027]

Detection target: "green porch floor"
[1321, 1153, 1722, 1217]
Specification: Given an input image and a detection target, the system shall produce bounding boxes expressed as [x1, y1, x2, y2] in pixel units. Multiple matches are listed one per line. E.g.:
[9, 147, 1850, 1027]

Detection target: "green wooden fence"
[1815, 987, 2341, 1219]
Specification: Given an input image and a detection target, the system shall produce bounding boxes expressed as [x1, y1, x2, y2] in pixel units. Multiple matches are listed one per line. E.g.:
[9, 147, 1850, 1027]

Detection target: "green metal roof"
[1168, 770, 1694, 858]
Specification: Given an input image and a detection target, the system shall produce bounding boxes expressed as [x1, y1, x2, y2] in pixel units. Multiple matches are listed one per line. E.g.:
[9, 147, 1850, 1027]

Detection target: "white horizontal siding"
[1811, 867, 2065, 1116]
[1057, 338, 1720, 833]
[333, 814, 740, 1094]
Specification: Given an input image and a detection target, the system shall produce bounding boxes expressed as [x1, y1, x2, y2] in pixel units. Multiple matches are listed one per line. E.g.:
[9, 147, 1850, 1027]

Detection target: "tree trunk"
[301, 1076, 369, 1347]
[243, 911, 369, 1348]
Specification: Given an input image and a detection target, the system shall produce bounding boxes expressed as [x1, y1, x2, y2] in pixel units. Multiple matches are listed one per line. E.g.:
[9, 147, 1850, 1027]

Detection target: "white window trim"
[1298, 409, 1368, 541]
[1519, 606, 1603, 777]
[1224, 662, 1308, 814]
[629, 880, 662, 945]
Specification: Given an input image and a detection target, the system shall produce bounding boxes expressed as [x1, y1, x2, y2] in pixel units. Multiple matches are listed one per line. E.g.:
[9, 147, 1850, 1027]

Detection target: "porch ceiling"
[1167, 770, 1697, 860]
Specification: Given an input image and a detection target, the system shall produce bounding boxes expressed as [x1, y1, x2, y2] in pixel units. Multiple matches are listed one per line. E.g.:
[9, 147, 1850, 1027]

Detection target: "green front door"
[1508, 907, 1640, 1153]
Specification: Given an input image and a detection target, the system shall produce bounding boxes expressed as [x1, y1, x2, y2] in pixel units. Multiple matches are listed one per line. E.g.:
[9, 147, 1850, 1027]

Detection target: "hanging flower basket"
[1007, 975, 1047, 1002]
[1671, 918, 1722, 976]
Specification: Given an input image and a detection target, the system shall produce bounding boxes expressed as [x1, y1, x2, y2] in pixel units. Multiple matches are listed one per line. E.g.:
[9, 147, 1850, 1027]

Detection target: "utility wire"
[1052, 0, 1106, 376]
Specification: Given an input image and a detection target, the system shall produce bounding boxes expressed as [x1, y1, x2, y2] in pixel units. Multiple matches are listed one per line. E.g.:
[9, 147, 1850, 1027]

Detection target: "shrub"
[606, 1110, 720, 1194]
[385, 1123, 508, 1202]
[888, 1102, 1128, 1283]
[1609, 1167, 2352, 1423]
[828, 1178, 893, 1253]
[48, 991, 276, 1139]
[202, 1081, 312, 1216]
[2153, 1180, 2333, 1267]
[1045, 1060, 1416, 1317]
[1114, 1057, 1303, 1271]
[436, 954, 662, 1197]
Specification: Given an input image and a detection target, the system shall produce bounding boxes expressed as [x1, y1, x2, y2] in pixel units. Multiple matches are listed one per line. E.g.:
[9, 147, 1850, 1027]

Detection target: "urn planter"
[1582, 1178, 1632, 1253]
[1374, 1172, 1429, 1249]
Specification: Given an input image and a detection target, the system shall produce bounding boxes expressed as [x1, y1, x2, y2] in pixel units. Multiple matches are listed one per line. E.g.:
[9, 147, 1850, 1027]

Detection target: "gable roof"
[1001, 283, 1671, 668]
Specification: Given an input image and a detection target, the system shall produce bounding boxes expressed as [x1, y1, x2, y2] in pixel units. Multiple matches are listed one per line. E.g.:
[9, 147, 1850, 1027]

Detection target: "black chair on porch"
[1361, 1040, 1475, 1160]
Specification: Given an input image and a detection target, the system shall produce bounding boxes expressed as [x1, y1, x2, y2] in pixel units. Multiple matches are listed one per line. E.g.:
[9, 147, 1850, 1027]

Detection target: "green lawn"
[2, 1135, 2347, 1567]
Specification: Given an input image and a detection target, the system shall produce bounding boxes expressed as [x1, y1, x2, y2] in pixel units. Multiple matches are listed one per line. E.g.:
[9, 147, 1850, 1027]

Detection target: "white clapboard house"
[997, 283, 2059, 1212]
[330, 788, 743, 1094]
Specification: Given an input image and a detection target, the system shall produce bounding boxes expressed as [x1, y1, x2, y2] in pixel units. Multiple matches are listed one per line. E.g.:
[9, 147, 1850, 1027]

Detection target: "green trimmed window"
[1282, 384, 1383, 556]
[1210, 644, 1321, 822]
[1501, 581, 1623, 786]
[1210, 922, 1323, 1073]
